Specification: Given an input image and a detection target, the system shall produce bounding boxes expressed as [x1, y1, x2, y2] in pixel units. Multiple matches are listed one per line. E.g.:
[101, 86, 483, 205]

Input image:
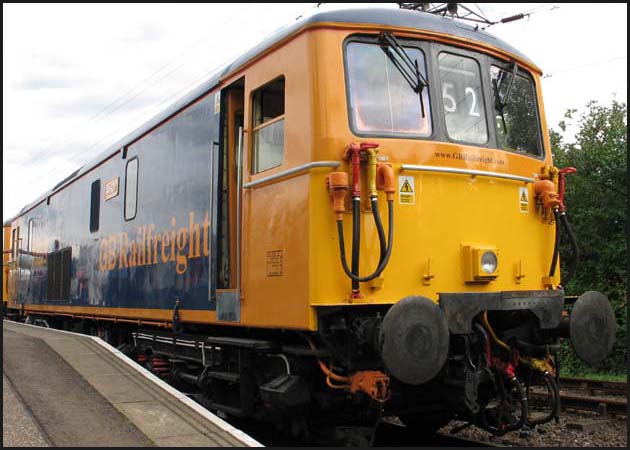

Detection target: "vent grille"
[47, 247, 71, 301]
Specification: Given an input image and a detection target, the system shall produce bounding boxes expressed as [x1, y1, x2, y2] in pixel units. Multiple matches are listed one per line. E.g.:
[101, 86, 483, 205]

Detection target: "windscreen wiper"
[493, 78, 508, 135]
[493, 61, 518, 135]
[378, 32, 429, 117]
[498, 60, 518, 109]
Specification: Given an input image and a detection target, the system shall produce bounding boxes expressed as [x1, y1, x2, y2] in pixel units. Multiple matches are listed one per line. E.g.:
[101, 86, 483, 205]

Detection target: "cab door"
[214, 80, 244, 321]
[3, 225, 12, 306]
[7, 226, 20, 304]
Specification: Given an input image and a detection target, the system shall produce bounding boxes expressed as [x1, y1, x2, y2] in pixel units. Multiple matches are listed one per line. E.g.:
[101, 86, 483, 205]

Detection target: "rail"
[400, 164, 535, 183]
[243, 161, 340, 188]
[557, 393, 627, 416]
[556, 377, 627, 416]
[559, 376, 627, 396]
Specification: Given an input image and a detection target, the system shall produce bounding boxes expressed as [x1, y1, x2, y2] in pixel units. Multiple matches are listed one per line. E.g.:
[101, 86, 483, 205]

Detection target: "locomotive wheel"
[569, 291, 616, 366]
[380, 296, 449, 385]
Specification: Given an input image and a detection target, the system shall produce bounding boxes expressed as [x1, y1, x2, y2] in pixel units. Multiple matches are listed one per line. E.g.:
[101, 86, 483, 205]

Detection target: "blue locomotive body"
[9, 94, 220, 313]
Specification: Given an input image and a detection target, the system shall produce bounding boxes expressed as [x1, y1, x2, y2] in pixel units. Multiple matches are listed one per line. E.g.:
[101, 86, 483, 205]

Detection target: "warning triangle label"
[520, 191, 528, 202]
[401, 180, 414, 193]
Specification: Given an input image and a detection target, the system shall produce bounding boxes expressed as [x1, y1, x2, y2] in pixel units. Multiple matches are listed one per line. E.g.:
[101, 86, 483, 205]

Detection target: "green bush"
[550, 100, 627, 377]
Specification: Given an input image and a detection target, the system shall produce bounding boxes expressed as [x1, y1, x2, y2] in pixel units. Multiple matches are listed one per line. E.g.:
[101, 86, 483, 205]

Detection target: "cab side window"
[11, 228, 17, 259]
[90, 180, 100, 232]
[27, 219, 34, 252]
[124, 158, 139, 221]
[252, 76, 285, 174]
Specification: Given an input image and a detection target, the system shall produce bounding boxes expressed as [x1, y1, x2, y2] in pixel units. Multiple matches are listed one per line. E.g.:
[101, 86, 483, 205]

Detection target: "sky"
[3, 3, 627, 222]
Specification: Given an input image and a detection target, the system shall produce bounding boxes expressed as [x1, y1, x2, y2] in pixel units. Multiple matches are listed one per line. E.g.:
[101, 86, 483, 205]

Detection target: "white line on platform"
[5, 320, 264, 447]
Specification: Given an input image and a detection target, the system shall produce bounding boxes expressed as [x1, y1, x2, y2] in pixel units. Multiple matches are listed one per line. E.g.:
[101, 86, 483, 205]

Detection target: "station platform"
[2, 319, 262, 447]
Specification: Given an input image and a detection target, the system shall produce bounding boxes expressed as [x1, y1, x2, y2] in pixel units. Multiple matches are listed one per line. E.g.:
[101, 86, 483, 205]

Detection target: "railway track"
[556, 392, 627, 416]
[559, 377, 627, 396]
[559, 377, 627, 416]
[529, 377, 628, 417]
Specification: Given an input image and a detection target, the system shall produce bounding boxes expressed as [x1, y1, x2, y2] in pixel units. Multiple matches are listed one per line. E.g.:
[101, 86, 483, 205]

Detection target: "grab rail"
[243, 161, 340, 188]
[400, 164, 535, 183]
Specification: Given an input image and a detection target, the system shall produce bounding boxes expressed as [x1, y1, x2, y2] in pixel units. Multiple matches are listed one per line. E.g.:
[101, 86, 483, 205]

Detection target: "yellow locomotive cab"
[4, 6, 616, 440]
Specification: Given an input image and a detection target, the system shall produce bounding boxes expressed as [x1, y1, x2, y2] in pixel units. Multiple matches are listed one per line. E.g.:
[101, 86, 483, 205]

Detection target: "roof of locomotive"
[7, 7, 536, 225]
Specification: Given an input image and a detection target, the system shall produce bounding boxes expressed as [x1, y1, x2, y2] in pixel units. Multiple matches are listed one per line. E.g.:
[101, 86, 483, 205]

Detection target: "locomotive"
[3, 7, 616, 438]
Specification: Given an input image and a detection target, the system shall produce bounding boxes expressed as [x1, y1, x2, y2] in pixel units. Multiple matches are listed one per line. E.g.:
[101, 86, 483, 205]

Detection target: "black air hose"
[549, 209, 561, 278]
[549, 209, 580, 286]
[505, 377, 529, 432]
[481, 375, 528, 435]
[559, 211, 579, 286]
[372, 198, 387, 262]
[526, 371, 559, 426]
[338, 200, 394, 282]
[351, 198, 361, 293]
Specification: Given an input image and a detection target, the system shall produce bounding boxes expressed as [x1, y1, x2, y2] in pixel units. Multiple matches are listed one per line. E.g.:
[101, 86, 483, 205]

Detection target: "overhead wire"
[23, 3, 322, 192]
[15, 15, 239, 173]
[542, 55, 627, 78]
[16, 3, 318, 179]
[473, 3, 488, 20]
[85, 22, 233, 124]
[28, 59, 230, 192]
[14, 3, 613, 197]
[482, 3, 559, 29]
[522, 3, 558, 16]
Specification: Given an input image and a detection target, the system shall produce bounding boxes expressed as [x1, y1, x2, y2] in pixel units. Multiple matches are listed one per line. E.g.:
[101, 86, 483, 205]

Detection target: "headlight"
[481, 251, 498, 274]
[463, 245, 499, 282]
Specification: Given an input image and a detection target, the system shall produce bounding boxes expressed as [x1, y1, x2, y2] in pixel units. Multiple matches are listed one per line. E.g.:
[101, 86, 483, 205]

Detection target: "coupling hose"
[337, 200, 393, 282]
[549, 209, 561, 278]
[351, 198, 361, 293]
[548, 209, 580, 286]
[372, 197, 387, 262]
[559, 211, 579, 286]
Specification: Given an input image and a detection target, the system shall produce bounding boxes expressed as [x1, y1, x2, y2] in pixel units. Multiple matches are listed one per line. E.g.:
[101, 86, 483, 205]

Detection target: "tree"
[550, 100, 627, 375]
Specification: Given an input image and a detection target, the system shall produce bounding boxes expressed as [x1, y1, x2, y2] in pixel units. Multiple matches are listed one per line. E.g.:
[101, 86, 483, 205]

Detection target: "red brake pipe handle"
[359, 142, 379, 150]
[345, 143, 361, 198]
[557, 167, 576, 212]
[345, 142, 379, 198]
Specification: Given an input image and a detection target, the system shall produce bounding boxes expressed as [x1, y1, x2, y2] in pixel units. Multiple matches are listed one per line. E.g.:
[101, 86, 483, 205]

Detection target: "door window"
[252, 77, 285, 173]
